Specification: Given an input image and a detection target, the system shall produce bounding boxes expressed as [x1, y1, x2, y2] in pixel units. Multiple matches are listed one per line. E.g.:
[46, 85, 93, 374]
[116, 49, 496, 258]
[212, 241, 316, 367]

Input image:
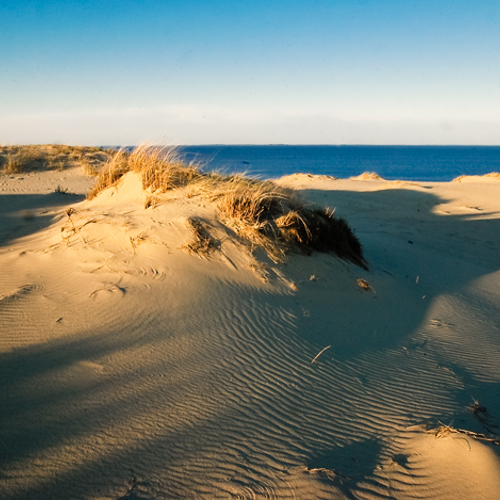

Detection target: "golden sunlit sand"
[1, 147, 500, 499]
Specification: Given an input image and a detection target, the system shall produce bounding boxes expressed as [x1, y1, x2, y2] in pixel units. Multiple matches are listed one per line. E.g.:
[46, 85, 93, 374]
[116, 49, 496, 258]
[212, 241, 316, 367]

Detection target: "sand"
[1, 167, 500, 499]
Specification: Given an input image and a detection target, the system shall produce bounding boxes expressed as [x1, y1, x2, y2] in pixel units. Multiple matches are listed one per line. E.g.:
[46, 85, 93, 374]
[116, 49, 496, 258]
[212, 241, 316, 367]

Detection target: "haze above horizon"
[1, 0, 499, 146]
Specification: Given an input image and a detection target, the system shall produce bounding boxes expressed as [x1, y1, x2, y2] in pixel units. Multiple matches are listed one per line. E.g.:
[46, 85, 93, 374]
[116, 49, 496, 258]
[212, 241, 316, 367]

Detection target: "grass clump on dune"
[87, 149, 131, 197]
[0, 144, 115, 174]
[182, 217, 221, 257]
[89, 144, 367, 268]
[87, 144, 201, 198]
[213, 177, 365, 266]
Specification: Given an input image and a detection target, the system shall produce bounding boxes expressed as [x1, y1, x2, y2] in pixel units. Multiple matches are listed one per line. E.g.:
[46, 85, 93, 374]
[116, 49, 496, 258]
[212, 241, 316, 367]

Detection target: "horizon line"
[100, 143, 500, 148]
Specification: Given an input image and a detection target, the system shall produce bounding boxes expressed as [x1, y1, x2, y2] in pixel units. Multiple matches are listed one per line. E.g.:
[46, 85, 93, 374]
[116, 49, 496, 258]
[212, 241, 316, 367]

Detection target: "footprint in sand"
[89, 284, 126, 299]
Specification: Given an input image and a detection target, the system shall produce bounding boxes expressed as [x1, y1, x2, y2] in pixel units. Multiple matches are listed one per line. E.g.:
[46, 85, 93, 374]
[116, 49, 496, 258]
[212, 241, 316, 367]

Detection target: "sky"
[1, 0, 499, 145]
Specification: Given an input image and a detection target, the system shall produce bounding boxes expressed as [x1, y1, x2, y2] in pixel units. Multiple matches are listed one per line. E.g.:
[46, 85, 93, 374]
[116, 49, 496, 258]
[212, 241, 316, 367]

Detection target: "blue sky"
[1, 0, 499, 145]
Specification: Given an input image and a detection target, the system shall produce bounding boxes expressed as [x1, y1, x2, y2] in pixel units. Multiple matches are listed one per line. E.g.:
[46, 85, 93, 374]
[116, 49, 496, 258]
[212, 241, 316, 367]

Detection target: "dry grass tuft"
[182, 217, 220, 257]
[82, 160, 101, 176]
[87, 144, 202, 198]
[211, 176, 365, 266]
[428, 423, 500, 446]
[130, 144, 201, 192]
[453, 172, 500, 182]
[87, 149, 130, 198]
[89, 144, 367, 267]
[351, 172, 384, 181]
[144, 195, 160, 209]
[3, 152, 24, 173]
[210, 177, 294, 262]
[0, 145, 115, 174]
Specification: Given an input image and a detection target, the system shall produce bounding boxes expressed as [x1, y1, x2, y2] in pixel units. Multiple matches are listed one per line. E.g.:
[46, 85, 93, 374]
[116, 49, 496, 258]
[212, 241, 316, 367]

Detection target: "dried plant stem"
[429, 423, 500, 445]
[311, 345, 331, 364]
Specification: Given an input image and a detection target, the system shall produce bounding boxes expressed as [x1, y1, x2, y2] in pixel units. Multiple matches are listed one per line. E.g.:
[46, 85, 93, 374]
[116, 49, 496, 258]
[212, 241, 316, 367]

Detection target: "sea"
[176, 145, 500, 182]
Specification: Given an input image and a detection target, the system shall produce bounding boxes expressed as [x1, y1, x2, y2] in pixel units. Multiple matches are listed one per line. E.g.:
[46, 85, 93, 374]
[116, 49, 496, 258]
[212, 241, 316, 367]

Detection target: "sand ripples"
[1, 266, 493, 499]
[86, 283, 467, 500]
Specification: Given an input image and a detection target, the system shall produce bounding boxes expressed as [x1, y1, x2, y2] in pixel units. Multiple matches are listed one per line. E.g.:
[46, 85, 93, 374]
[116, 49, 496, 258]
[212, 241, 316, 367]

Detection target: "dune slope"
[1, 170, 500, 499]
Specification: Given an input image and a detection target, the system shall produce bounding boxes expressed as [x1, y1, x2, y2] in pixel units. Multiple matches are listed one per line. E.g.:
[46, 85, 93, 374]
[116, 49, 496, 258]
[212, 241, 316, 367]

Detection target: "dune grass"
[89, 144, 367, 267]
[87, 144, 200, 197]
[182, 217, 220, 257]
[0, 144, 115, 174]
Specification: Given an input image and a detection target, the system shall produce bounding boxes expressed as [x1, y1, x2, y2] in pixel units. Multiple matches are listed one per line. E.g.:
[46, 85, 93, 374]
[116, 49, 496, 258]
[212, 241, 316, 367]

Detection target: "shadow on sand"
[0, 192, 84, 247]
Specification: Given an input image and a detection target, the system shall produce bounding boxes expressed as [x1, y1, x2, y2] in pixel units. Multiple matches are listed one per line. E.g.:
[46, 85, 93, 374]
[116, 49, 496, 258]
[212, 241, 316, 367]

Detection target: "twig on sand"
[311, 345, 331, 364]
[429, 422, 500, 446]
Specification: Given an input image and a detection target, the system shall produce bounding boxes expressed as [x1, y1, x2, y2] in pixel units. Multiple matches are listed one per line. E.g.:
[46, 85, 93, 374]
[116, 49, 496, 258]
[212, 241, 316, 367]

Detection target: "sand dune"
[1, 167, 500, 499]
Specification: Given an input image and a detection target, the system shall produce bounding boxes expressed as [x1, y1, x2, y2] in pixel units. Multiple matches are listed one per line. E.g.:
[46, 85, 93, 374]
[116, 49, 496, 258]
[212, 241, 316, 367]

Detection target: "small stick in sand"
[66, 208, 77, 231]
[311, 345, 331, 364]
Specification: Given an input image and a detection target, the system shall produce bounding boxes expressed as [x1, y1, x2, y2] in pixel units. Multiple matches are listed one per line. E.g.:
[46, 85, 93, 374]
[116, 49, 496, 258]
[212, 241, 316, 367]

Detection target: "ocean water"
[179, 145, 500, 182]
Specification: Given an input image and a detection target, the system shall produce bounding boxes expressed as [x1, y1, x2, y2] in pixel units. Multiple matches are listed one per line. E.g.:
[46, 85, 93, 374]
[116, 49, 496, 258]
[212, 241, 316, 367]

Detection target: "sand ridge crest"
[349, 171, 385, 180]
[452, 172, 500, 182]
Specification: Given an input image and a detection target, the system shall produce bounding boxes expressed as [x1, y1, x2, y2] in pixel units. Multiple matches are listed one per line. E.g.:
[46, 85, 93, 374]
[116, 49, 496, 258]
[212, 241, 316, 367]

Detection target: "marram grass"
[88, 144, 367, 268]
[0, 144, 114, 174]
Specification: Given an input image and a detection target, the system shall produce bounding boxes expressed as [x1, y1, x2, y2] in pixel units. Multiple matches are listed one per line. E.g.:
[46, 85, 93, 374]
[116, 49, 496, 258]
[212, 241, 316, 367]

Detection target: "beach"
[1, 161, 500, 499]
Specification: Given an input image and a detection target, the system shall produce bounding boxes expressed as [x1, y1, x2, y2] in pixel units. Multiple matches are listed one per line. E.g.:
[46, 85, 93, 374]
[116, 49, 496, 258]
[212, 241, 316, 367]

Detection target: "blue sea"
[178, 145, 500, 182]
